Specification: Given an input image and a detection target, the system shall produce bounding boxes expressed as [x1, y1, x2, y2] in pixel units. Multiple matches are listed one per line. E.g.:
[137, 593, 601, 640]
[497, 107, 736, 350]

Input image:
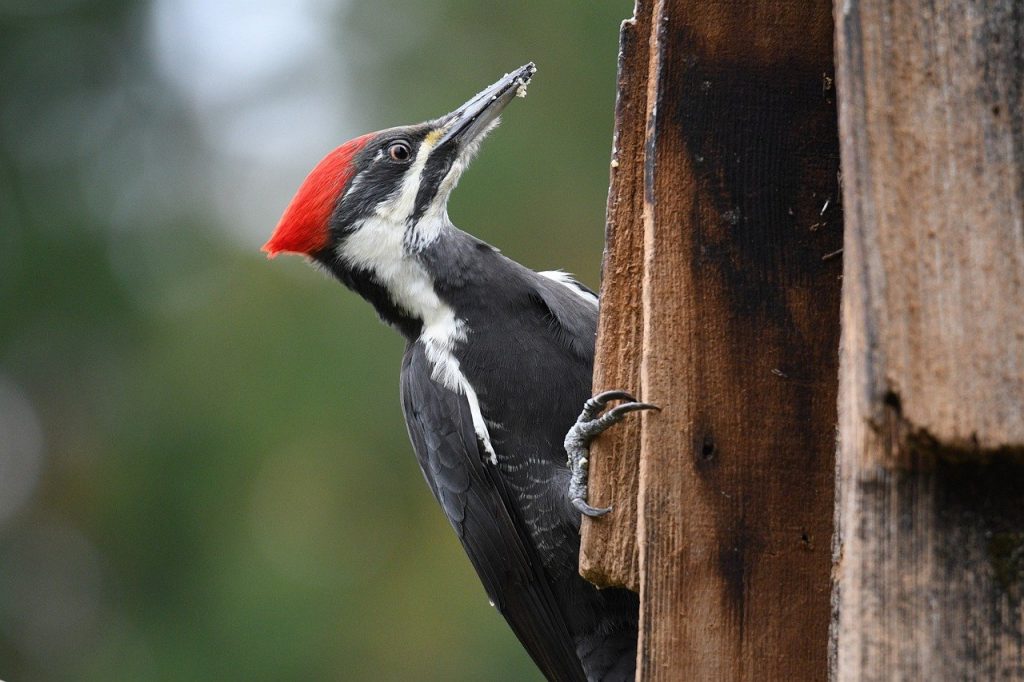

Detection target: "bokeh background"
[0, 1, 629, 679]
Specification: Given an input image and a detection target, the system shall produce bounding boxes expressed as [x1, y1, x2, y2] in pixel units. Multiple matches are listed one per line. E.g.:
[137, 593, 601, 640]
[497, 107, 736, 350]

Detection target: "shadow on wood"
[832, 0, 1024, 678]
[581, 1, 842, 679]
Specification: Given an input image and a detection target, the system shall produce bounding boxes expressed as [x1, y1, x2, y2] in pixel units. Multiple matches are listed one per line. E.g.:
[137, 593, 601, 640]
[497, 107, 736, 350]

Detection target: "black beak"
[435, 63, 536, 149]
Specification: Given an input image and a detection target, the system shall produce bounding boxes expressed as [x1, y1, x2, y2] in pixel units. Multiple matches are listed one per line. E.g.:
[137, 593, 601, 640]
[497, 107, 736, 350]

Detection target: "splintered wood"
[581, 0, 842, 679]
[579, 0, 654, 595]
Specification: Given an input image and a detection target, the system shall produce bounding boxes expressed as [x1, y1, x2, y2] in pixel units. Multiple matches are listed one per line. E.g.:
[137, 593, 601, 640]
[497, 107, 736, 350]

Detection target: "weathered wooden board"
[832, 0, 1024, 678]
[584, 0, 843, 679]
[834, 0, 1024, 462]
[580, 0, 653, 593]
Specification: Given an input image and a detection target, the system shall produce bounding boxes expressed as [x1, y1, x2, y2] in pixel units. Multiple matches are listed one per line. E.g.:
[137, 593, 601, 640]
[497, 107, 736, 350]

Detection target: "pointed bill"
[435, 63, 536, 149]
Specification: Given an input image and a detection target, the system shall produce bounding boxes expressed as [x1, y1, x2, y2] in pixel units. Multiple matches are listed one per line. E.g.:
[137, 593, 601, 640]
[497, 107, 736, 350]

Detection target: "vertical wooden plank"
[832, 0, 1024, 678]
[636, 1, 842, 680]
[834, 0, 1024, 457]
[580, 0, 653, 593]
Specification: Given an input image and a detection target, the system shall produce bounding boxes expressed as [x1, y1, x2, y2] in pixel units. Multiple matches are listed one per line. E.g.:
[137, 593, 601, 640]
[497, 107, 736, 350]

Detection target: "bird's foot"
[565, 390, 659, 517]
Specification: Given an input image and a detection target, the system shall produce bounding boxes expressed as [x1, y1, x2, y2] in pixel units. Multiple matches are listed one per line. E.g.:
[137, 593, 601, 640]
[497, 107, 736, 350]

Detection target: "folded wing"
[400, 342, 587, 682]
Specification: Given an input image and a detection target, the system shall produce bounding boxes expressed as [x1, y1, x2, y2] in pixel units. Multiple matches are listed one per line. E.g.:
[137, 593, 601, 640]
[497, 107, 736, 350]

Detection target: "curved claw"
[604, 401, 661, 420]
[591, 389, 637, 405]
[572, 497, 612, 517]
[568, 391, 658, 519]
[581, 390, 637, 421]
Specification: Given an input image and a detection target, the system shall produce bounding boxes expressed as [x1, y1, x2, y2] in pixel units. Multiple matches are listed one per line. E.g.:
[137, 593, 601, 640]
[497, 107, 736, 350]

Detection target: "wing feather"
[400, 342, 586, 682]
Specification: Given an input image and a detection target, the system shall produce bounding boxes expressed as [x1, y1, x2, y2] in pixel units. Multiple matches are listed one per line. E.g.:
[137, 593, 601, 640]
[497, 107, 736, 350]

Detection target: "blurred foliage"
[0, 0, 630, 679]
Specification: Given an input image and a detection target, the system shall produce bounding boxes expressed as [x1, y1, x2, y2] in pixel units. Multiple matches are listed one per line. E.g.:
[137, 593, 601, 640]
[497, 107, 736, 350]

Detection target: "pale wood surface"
[832, 0, 1024, 678]
[834, 0, 1024, 460]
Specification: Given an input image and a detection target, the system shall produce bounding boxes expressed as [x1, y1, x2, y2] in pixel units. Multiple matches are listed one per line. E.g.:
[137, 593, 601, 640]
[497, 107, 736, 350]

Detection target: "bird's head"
[263, 63, 536, 264]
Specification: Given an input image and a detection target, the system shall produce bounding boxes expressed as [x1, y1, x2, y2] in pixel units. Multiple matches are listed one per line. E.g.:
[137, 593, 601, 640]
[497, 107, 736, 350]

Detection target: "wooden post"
[580, 0, 653, 593]
[831, 0, 1024, 679]
[582, 0, 842, 678]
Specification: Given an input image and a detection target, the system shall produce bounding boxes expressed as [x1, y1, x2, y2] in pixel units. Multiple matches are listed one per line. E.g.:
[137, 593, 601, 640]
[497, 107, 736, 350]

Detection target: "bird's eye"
[388, 142, 412, 162]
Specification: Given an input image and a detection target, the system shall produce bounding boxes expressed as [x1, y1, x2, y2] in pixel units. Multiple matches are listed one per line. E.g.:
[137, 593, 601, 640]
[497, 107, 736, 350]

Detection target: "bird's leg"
[565, 390, 659, 517]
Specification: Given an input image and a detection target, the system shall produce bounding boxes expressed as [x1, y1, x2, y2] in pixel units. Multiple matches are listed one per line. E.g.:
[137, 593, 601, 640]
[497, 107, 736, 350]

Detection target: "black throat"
[313, 249, 424, 340]
[312, 226, 507, 344]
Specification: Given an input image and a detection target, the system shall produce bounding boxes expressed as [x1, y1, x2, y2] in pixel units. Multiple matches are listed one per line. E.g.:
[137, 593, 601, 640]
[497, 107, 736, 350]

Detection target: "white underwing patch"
[420, 314, 498, 466]
[540, 270, 599, 307]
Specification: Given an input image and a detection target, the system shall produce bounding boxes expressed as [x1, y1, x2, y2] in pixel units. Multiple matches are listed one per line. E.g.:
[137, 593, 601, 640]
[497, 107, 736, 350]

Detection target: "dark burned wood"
[832, 0, 1024, 679]
[634, 0, 841, 679]
[579, 0, 653, 594]
[833, 410, 1024, 679]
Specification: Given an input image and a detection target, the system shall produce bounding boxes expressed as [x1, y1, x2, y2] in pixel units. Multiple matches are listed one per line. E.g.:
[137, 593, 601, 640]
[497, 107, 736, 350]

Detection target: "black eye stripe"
[408, 148, 454, 227]
[326, 126, 435, 237]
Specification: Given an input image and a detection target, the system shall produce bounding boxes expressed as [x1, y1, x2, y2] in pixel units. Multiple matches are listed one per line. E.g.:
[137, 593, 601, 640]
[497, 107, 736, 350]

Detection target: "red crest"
[263, 133, 375, 257]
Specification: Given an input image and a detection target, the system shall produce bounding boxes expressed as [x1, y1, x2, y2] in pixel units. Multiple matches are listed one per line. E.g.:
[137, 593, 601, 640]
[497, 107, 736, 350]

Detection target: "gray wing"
[400, 342, 587, 682]
[531, 272, 599, 361]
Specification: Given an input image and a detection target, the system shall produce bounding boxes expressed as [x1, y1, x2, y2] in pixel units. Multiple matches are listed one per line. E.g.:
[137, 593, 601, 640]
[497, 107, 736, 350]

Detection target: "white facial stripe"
[409, 119, 501, 250]
[337, 133, 443, 316]
[335, 124, 505, 467]
[340, 221, 496, 465]
[377, 132, 438, 225]
[339, 215, 440, 316]
[344, 119, 503, 256]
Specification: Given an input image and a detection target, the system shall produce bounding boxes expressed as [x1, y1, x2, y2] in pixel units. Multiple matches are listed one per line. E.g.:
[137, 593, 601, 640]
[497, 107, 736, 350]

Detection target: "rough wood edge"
[580, 0, 654, 592]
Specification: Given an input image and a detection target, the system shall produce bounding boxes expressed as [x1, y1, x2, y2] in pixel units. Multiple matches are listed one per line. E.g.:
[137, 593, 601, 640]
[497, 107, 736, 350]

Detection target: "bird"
[263, 63, 655, 682]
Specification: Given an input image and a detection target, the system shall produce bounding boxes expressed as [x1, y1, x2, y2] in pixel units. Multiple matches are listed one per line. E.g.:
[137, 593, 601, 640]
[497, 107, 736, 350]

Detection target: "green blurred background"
[0, 1, 628, 679]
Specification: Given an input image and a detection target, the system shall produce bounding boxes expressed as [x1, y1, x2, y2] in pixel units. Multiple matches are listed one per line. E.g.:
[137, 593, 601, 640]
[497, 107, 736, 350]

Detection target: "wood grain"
[832, 0, 1024, 678]
[834, 0, 1024, 462]
[580, 0, 653, 593]
[634, 0, 842, 679]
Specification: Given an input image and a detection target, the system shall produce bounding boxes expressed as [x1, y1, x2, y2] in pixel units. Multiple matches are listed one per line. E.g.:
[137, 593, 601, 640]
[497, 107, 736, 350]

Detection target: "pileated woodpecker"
[264, 64, 654, 682]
